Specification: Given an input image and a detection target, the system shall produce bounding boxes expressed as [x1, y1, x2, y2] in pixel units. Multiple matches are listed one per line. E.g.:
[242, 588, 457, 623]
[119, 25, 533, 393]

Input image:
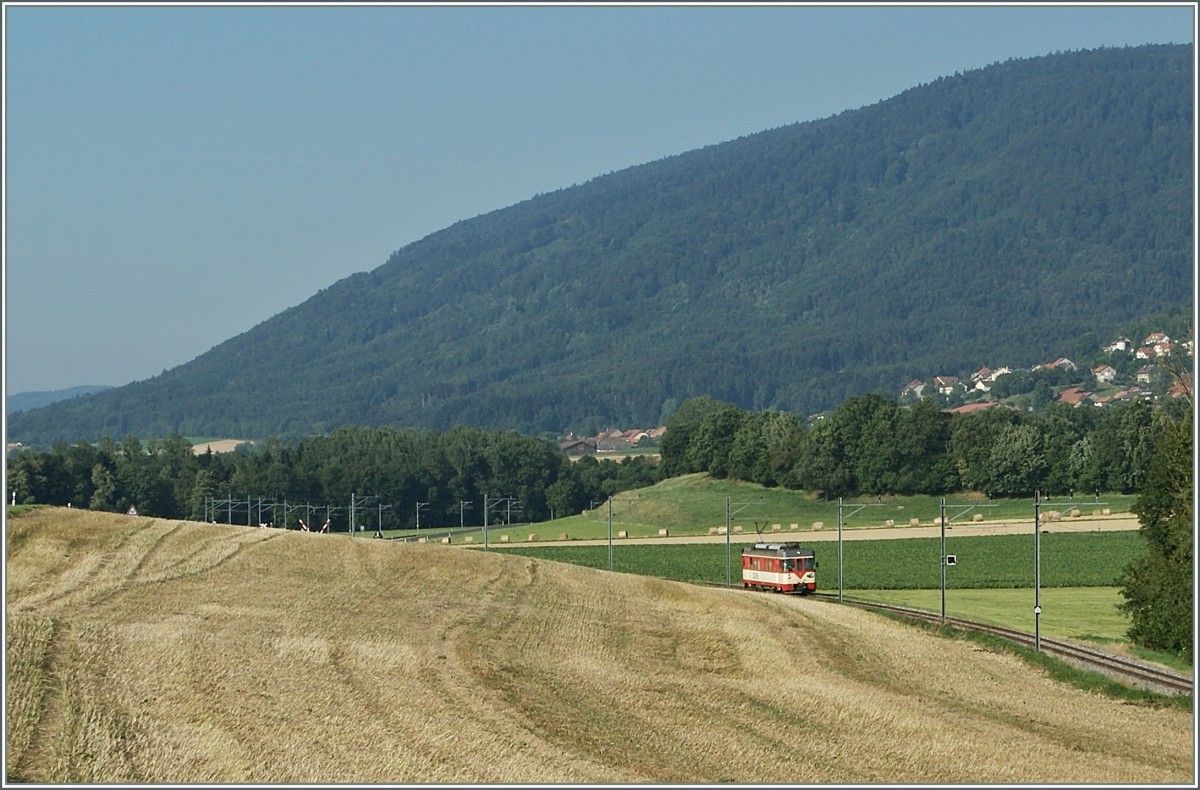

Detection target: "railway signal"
[938, 498, 997, 622]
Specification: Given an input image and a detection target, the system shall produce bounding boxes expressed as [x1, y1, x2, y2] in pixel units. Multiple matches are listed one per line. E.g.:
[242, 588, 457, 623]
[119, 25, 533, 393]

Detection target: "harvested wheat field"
[4, 507, 1195, 784]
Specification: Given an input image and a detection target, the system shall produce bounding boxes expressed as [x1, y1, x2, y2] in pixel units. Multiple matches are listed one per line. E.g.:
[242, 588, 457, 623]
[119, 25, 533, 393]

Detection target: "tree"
[659, 396, 734, 477]
[89, 463, 118, 511]
[948, 406, 1022, 493]
[6, 459, 36, 505]
[983, 423, 1047, 497]
[1117, 406, 1192, 660]
[687, 405, 746, 479]
[545, 477, 581, 519]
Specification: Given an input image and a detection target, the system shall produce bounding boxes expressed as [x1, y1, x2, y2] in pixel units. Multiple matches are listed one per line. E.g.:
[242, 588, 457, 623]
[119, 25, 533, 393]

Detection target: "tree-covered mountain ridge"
[8, 43, 1193, 445]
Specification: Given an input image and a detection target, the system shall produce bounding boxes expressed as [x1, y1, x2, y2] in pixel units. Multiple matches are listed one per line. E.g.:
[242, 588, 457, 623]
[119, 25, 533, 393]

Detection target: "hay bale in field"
[717, 526, 728, 535]
[885, 519, 895, 528]
[812, 521, 823, 530]
[709, 527, 720, 535]
[733, 525, 743, 533]
[558, 532, 568, 541]
[464, 536, 474, 543]
[1093, 509, 1102, 516]
[909, 518, 921, 527]
[1070, 509, 1081, 518]
[973, 513, 984, 522]
[771, 523, 781, 532]
[618, 530, 628, 539]
[1102, 507, 1111, 515]
[658, 528, 669, 537]
[441, 537, 451, 544]
[790, 523, 799, 531]
[418, 537, 427, 544]
[500, 534, 510, 543]
[527, 534, 538, 542]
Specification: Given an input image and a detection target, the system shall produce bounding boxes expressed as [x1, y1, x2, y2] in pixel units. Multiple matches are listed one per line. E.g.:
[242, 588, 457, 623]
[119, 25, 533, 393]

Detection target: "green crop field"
[493, 531, 1142, 589]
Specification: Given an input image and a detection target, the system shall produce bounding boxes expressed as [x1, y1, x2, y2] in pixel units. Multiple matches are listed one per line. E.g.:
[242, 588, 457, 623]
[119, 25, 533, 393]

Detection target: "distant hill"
[6, 385, 112, 416]
[8, 44, 1193, 445]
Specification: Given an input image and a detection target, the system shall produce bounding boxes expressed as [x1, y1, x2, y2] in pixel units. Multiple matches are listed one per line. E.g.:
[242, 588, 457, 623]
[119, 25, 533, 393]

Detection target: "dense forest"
[7, 43, 1193, 445]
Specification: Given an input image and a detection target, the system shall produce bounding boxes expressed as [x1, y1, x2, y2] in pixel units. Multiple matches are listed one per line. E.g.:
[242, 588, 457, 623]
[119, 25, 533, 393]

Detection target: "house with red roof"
[1056, 386, 1093, 407]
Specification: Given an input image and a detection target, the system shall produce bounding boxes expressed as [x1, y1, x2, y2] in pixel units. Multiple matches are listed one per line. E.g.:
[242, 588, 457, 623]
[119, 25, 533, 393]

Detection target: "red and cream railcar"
[741, 542, 817, 594]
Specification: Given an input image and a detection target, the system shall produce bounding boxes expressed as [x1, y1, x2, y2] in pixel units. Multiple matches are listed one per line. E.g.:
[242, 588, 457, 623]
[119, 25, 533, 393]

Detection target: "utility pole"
[376, 502, 391, 537]
[1034, 490, 1043, 651]
[458, 500, 472, 536]
[608, 497, 613, 571]
[484, 495, 514, 548]
[837, 498, 885, 602]
[602, 494, 638, 572]
[724, 496, 761, 587]
[416, 502, 429, 533]
[938, 497, 997, 623]
[1030, 492, 1106, 652]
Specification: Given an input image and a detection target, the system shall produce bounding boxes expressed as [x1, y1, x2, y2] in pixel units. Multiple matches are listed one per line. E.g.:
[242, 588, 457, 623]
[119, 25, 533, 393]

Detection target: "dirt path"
[534, 513, 1141, 547]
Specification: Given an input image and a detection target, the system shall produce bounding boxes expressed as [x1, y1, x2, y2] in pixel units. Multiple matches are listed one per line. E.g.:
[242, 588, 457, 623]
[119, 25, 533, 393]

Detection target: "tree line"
[660, 393, 1189, 499]
[9, 392, 1184, 522]
[5, 426, 657, 531]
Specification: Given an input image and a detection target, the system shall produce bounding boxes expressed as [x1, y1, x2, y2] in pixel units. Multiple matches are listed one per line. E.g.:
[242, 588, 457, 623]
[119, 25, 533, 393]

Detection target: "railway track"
[822, 595, 1193, 697]
[703, 583, 1193, 697]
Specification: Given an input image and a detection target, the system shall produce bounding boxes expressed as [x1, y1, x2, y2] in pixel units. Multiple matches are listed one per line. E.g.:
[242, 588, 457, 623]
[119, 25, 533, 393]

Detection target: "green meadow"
[398, 473, 1136, 541]
[492, 531, 1141, 589]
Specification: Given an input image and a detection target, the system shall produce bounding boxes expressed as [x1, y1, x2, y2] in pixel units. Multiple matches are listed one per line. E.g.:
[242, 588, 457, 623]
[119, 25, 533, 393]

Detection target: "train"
[741, 542, 817, 594]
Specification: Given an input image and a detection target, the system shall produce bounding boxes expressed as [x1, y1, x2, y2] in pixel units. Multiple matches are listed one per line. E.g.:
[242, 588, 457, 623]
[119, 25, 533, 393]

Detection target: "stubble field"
[4, 507, 1194, 784]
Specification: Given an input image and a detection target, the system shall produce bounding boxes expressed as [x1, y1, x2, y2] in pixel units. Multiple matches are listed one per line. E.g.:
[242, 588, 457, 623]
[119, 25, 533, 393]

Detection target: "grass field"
[385, 474, 1137, 541]
[6, 507, 1194, 783]
[493, 531, 1142, 588]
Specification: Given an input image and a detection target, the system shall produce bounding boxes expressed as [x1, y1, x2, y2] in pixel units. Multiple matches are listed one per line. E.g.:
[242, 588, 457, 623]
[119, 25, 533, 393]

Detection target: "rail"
[699, 583, 1193, 697]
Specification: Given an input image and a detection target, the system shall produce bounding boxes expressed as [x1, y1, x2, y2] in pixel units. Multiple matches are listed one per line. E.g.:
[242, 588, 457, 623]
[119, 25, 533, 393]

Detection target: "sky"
[2, 2, 1195, 396]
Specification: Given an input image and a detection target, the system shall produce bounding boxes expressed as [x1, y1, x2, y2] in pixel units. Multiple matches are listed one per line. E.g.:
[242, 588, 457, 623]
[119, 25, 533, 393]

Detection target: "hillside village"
[561, 332, 1193, 455]
[904, 331, 1193, 413]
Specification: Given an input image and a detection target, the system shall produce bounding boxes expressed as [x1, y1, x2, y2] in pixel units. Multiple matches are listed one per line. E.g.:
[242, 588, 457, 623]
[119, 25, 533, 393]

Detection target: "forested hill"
[9, 44, 1193, 446]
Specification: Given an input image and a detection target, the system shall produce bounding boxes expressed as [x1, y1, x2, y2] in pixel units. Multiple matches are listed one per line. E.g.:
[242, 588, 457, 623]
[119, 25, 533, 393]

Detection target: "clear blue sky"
[3, 2, 1194, 395]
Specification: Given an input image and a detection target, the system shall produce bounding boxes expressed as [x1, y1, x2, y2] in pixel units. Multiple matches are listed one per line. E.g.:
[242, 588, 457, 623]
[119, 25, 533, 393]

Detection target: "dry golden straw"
[5, 507, 1194, 783]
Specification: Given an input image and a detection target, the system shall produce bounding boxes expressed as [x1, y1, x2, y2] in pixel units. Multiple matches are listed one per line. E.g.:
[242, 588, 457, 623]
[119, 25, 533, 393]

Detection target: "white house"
[932, 376, 961, 396]
[1092, 364, 1117, 384]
